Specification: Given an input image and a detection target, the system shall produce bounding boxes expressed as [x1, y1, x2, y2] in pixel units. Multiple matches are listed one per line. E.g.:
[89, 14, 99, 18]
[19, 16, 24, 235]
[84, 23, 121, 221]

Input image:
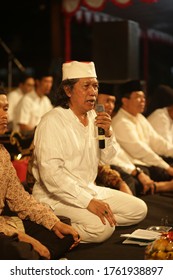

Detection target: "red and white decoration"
[62, 0, 163, 61]
[112, 0, 132, 8]
[62, 0, 158, 15]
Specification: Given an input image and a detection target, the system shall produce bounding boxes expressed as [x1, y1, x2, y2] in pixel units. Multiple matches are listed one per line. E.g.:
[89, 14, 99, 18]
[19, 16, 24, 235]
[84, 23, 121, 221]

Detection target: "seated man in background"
[147, 84, 173, 145]
[97, 83, 153, 196]
[112, 80, 173, 187]
[7, 73, 35, 132]
[0, 87, 80, 260]
[97, 83, 173, 195]
[13, 70, 53, 135]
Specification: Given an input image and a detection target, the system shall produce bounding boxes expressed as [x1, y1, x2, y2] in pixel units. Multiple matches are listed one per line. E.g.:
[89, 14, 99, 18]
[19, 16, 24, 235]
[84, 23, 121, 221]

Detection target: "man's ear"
[121, 97, 128, 106]
[63, 85, 71, 97]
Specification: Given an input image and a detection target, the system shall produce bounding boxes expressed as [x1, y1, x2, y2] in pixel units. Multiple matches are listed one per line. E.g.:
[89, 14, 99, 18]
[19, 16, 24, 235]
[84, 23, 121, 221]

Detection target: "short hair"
[0, 86, 7, 95]
[34, 69, 53, 80]
[153, 84, 173, 107]
[146, 84, 173, 115]
[18, 73, 34, 84]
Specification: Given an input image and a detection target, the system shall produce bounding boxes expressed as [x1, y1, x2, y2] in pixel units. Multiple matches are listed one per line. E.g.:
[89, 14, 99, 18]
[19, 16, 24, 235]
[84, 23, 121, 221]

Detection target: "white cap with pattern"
[62, 61, 97, 81]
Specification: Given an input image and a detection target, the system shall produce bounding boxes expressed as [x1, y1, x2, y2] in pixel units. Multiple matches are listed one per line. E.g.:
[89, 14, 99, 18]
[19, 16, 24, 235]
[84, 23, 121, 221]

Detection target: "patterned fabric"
[0, 144, 59, 236]
[97, 164, 123, 189]
[26, 148, 35, 192]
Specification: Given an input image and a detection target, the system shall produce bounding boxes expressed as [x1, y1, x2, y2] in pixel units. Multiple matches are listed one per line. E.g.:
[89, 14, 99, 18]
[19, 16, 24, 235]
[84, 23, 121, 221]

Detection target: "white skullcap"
[62, 61, 97, 81]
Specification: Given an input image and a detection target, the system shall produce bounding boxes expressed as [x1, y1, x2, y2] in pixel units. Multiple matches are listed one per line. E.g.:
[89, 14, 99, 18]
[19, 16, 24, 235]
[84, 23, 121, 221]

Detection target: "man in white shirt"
[112, 80, 173, 183]
[97, 83, 154, 195]
[7, 73, 35, 131]
[98, 83, 173, 195]
[13, 71, 53, 135]
[148, 106, 173, 144]
[147, 85, 173, 145]
[32, 61, 147, 243]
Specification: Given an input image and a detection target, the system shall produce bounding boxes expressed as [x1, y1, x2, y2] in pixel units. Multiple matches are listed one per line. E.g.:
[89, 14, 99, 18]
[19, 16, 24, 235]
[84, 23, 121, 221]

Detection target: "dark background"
[1, 0, 173, 95]
[0, 1, 53, 86]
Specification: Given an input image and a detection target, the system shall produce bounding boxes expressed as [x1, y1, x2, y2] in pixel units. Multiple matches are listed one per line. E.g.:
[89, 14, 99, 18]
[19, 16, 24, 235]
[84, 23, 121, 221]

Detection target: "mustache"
[0, 120, 8, 125]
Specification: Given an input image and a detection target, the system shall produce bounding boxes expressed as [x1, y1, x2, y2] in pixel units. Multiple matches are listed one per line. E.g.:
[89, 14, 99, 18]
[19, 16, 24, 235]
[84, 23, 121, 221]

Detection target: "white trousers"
[54, 187, 147, 243]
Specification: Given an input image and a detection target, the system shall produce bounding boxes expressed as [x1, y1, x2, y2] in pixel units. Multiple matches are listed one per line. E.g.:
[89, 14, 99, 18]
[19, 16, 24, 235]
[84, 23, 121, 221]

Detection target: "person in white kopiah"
[32, 61, 147, 243]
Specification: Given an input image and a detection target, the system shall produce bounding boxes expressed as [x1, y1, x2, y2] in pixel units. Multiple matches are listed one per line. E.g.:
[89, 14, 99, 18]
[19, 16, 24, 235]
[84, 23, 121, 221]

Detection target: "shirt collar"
[120, 108, 140, 123]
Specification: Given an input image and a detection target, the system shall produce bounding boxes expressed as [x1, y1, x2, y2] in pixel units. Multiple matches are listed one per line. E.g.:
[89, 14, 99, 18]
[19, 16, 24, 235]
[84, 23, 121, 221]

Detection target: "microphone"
[95, 103, 105, 149]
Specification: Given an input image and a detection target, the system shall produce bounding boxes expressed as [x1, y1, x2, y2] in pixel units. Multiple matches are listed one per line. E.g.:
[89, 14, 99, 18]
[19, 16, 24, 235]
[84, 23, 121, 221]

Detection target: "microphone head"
[95, 103, 105, 113]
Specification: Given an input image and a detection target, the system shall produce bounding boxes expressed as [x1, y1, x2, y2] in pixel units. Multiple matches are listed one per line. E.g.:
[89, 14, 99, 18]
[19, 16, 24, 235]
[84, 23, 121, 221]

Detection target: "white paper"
[121, 229, 161, 246]
[121, 229, 161, 240]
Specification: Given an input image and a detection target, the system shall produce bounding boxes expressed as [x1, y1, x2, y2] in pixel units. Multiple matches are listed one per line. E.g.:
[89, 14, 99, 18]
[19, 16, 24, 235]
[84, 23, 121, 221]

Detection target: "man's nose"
[89, 85, 98, 95]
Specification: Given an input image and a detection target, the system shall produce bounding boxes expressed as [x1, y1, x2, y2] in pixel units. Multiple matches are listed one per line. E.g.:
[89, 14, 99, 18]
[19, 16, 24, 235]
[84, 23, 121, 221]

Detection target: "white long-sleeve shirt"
[147, 107, 173, 144]
[32, 107, 119, 209]
[111, 108, 173, 169]
[7, 88, 24, 123]
[13, 91, 53, 131]
[108, 143, 138, 174]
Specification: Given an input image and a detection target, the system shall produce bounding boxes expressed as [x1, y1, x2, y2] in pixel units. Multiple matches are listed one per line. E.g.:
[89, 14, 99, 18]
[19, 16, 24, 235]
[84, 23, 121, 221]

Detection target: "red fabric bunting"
[82, 0, 106, 11]
[62, 0, 159, 14]
[111, 0, 132, 8]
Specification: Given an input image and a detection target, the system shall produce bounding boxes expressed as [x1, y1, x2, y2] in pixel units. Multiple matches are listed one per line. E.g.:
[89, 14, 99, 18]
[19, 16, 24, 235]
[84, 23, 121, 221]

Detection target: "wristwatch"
[134, 167, 143, 178]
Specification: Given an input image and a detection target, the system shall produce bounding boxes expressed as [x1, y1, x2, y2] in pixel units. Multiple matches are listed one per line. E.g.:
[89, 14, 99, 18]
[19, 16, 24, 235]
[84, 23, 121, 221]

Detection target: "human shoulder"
[42, 95, 53, 106]
[112, 108, 128, 125]
[8, 87, 20, 95]
[0, 144, 11, 162]
[147, 108, 170, 130]
[136, 113, 152, 128]
[22, 91, 37, 101]
[16, 92, 37, 110]
[148, 107, 167, 119]
[113, 108, 126, 118]
[7, 88, 22, 99]
[38, 106, 69, 125]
